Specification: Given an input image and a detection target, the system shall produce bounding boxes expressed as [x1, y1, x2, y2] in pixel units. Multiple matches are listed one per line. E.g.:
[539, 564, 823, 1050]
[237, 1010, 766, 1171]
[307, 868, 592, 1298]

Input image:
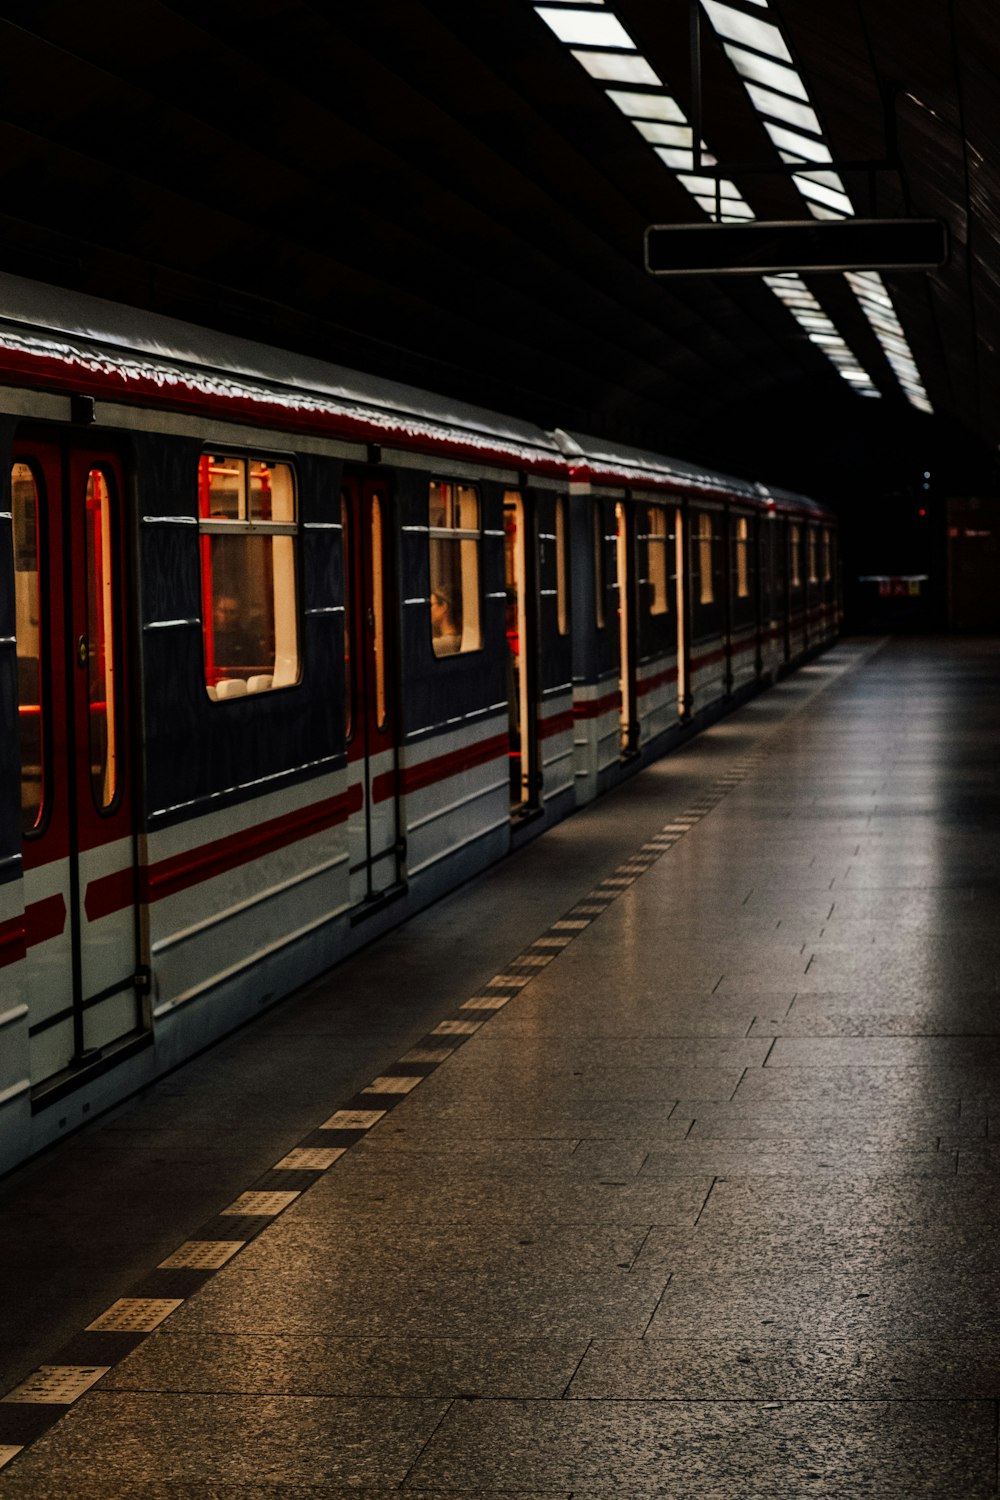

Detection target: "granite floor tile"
[457, 1037, 772, 1070]
[281, 1170, 713, 1225]
[0, 1394, 449, 1493]
[466, 1000, 776, 1038]
[646, 1268, 1000, 1341]
[749, 1000, 1000, 1036]
[569, 1336, 1000, 1399]
[766, 1036, 1000, 1067]
[639, 1141, 952, 1176]
[731, 1064, 1000, 1104]
[405, 1397, 995, 1497]
[232, 1220, 652, 1277]
[101, 1332, 586, 1398]
[389, 1069, 745, 1121]
[160, 1264, 666, 1339]
[356, 1108, 694, 1142]
[632, 1216, 1000, 1276]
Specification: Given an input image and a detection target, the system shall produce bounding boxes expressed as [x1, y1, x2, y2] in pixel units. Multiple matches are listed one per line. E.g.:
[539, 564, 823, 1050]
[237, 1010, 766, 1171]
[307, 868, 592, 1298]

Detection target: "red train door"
[341, 474, 401, 906]
[12, 439, 143, 1094]
[504, 489, 539, 814]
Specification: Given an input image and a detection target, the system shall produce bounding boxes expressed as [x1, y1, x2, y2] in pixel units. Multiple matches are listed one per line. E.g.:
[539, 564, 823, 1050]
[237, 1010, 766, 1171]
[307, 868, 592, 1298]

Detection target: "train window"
[698, 511, 714, 604]
[555, 496, 569, 635]
[822, 528, 832, 583]
[341, 493, 353, 739]
[85, 468, 119, 811]
[12, 462, 44, 833]
[198, 454, 300, 699]
[647, 506, 669, 614]
[808, 527, 819, 584]
[593, 502, 606, 628]
[428, 481, 480, 656]
[790, 523, 802, 588]
[735, 515, 750, 599]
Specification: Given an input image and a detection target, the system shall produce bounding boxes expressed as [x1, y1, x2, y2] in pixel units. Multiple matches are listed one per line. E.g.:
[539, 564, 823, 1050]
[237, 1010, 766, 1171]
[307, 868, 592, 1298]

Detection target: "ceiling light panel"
[530, 1, 882, 393]
[536, 8, 635, 47]
[700, 2, 792, 63]
[571, 50, 661, 84]
[606, 90, 687, 122]
[763, 123, 832, 162]
[744, 84, 821, 133]
[724, 45, 809, 101]
[700, 0, 933, 412]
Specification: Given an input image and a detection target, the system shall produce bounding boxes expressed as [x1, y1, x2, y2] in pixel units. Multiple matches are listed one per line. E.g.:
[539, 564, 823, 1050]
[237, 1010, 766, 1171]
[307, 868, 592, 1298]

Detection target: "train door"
[504, 490, 538, 813]
[675, 505, 690, 716]
[342, 473, 401, 906]
[615, 500, 637, 752]
[12, 439, 144, 1094]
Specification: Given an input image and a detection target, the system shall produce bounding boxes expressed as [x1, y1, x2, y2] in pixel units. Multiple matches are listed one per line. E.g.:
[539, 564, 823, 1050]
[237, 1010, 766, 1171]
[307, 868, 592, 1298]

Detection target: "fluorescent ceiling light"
[763, 123, 831, 162]
[634, 121, 693, 147]
[606, 90, 686, 121]
[793, 168, 849, 193]
[532, 0, 889, 401]
[536, 8, 635, 47]
[724, 44, 808, 100]
[571, 49, 661, 83]
[655, 148, 701, 170]
[701, 1, 792, 62]
[792, 175, 853, 213]
[744, 83, 820, 133]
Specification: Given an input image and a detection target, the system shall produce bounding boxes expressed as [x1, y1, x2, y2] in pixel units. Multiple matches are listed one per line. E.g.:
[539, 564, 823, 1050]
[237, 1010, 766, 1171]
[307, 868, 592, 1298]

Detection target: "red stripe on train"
[538, 710, 575, 739]
[0, 895, 68, 969]
[81, 786, 364, 920]
[573, 690, 620, 720]
[371, 732, 509, 803]
[0, 914, 26, 969]
[637, 664, 678, 697]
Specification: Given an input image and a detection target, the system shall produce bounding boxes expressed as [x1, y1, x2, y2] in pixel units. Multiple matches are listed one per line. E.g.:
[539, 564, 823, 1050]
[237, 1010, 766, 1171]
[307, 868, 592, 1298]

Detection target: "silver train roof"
[0, 271, 831, 513]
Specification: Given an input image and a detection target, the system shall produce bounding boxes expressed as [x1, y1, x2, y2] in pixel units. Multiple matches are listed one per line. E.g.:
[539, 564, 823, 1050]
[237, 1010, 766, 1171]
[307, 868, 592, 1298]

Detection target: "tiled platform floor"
[3, 636, 1000, 1495]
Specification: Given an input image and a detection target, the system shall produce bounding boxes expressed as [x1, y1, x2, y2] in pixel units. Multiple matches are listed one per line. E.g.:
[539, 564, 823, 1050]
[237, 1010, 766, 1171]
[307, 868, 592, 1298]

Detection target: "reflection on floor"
[3, 637, 1000, 1496]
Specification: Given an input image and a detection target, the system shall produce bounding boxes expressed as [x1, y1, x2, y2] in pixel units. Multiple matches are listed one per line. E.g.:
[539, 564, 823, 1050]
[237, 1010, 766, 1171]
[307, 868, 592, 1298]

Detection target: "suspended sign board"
[644, 219, 947, 276]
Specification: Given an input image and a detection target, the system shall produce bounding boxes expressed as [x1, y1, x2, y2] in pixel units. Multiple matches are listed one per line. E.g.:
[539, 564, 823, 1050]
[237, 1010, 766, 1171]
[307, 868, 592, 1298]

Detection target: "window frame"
[555, 495, 570, 636]
[11, 457, 51, 839]
[807, 525, 819, 585]
[198, 450, 301, 702]
[428, 478, 483, 659]
[697, 510, 715, 605]
[789, 521, 803, 590]
[646, 503, 670, 616]
[593, 500, 607, 629]
[735, 514, 750, 600]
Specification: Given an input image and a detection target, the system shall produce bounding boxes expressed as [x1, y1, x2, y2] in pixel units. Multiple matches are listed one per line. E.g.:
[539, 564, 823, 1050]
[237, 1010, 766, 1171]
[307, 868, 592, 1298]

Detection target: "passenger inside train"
[430, 585, 461, 654]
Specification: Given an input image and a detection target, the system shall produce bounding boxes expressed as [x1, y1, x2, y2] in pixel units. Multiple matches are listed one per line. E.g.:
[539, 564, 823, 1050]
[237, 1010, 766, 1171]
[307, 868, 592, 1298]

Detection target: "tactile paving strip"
[158, 1241, 245, 1270]
[86, 1299, 183, 1334]
[273, 1147, 346, 1171]
[319, 1108, 386, 1130]
[221, 1191, 300, 1216]
[0, 683, 826, 1473]
[2, 1367, 110, 1405]
[362, 1075, 423, 1095]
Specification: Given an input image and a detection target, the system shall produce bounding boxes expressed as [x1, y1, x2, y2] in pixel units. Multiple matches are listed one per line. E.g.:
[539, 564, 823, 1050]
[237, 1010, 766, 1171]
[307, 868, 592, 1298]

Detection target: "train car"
[0, 271, 838, 1175]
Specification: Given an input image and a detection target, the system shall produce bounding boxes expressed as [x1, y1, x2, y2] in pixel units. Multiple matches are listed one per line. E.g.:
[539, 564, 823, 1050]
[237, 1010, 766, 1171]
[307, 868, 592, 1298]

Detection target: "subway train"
[0, 271, 839, 1175]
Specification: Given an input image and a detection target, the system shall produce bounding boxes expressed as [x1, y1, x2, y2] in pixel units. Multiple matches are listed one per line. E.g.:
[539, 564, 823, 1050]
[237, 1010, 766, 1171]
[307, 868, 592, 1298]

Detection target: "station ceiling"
[0, 0, 996, 500]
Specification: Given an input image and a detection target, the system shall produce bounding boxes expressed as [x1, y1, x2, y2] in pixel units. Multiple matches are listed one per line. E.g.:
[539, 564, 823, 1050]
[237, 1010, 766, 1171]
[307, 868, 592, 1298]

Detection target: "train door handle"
[76, 635, 88, 669]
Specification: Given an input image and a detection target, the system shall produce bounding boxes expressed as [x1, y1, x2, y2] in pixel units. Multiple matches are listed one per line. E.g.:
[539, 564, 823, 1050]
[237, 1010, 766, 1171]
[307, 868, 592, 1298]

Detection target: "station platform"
[2, 635, 1000, 1497]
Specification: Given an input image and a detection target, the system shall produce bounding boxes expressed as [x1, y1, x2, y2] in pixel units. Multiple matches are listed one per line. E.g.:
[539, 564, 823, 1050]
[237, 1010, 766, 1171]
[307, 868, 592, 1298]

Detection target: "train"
[0, 270, 839, 1175]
